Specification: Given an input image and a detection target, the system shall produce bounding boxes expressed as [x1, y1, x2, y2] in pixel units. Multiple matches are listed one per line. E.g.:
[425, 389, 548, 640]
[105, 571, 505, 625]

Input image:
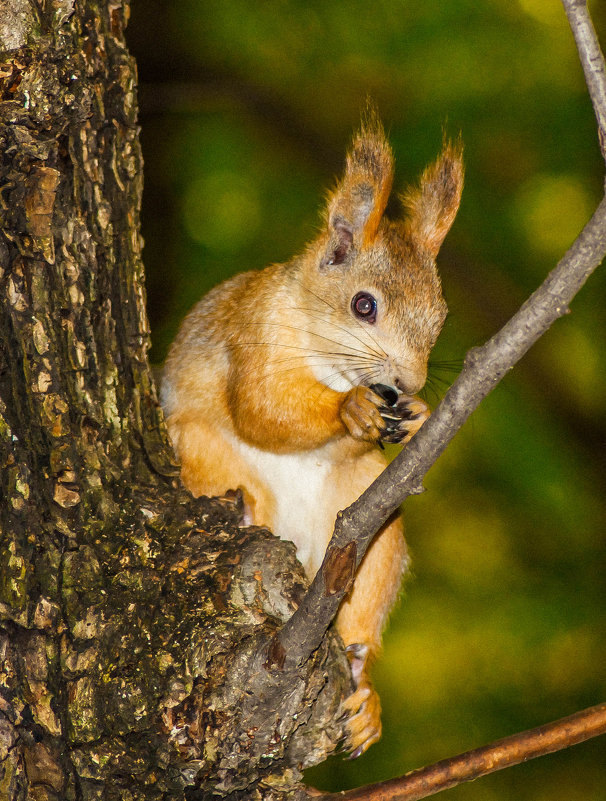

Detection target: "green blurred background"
[127, 0, 606, 797]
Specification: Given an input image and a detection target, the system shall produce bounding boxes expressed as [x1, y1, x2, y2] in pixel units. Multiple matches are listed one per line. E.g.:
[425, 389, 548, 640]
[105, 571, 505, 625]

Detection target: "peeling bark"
[0, 2, 349, 798]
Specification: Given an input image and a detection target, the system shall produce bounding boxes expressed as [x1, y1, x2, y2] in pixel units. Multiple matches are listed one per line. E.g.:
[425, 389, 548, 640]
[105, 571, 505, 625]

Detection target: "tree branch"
[274, 157, 606, 676]
[561, 0, 606, 161]
[318, 702, 606, 801]
[264, 0, 606, 677]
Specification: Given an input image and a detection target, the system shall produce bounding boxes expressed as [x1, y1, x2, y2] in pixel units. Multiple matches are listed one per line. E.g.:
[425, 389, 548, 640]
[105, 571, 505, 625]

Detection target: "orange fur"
[167, 409, 278, 526]
[326, 115, 394, 248]
[402, 138, 464, 257]
[161, 115, 463, 755]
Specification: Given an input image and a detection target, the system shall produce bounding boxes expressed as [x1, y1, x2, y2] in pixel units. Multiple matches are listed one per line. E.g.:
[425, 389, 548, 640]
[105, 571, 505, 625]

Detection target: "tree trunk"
[0, 3, 349, 799]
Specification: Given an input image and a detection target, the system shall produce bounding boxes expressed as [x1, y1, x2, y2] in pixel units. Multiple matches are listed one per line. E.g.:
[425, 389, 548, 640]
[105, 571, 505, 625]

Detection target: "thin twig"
[561, 0, 606, 161]
[318, 702, 606, 801]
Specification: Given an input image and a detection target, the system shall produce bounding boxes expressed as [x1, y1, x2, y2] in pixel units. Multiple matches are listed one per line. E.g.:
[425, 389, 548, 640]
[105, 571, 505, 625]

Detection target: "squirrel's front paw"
[340, 643, 382, 758]
[340, 385, 385, 442]
[370, 383, 430, 445]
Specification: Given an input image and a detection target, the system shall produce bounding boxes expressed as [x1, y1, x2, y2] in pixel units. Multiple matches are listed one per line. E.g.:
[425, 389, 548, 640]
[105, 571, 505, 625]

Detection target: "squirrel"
[160, 113, 463, 757]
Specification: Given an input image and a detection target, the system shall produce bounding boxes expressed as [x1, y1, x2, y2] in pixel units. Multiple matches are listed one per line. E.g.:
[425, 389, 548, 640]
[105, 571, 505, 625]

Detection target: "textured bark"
[4, 1, 602, 799]
[0, 2, 349, 799]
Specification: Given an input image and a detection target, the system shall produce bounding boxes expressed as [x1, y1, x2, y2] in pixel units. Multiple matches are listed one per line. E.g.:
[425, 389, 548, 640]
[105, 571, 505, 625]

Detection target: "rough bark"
[2, 1, 604, 800]
[0, 2, 349, 799]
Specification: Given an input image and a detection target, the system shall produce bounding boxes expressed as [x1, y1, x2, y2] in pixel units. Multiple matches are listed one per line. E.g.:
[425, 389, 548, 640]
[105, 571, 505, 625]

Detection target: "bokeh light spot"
[514, 173, 595, 259]
[517, 0, 565, 27]
[183, 172, 261, 254]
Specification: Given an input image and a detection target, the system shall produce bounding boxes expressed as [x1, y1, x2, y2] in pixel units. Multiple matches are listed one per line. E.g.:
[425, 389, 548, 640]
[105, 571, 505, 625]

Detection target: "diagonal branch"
[318, 702, 606, 801]
[269, 0, 606, 677]
[275, 194, 606, 670]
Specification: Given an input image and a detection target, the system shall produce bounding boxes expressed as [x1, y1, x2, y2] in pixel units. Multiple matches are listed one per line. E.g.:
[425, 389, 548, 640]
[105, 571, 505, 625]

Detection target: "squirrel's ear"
[402, 139, 464, 258]
[324, 114, 394, 264]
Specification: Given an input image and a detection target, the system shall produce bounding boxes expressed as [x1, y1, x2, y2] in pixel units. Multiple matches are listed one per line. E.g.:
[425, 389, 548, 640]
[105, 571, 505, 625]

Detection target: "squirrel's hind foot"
[340, 643, 382, 758]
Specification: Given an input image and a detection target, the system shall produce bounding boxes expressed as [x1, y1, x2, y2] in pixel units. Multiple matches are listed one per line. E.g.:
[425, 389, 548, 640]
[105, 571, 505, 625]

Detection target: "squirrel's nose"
[394, 368, 426, 396]
[394, 377, 414, 394]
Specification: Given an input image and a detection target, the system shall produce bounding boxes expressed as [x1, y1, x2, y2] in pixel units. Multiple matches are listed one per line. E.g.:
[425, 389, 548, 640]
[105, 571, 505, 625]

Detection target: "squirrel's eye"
[351, 292, 377, 323]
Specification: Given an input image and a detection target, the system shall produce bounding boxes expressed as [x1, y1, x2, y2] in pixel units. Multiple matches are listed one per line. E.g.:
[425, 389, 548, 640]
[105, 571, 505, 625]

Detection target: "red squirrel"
[161, 114, 463, 757]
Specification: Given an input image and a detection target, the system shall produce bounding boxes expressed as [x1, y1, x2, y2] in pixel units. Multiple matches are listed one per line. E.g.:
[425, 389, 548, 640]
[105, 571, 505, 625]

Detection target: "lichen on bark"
[0, 2, 349, 798]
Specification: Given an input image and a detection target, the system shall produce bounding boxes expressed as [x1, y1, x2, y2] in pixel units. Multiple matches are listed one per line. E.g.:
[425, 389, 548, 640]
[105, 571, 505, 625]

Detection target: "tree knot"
[322, 541, 357, 597]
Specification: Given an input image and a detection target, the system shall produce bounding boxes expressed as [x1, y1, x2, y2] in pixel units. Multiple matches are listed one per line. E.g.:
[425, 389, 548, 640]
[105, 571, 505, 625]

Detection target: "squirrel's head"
[299, 112, 464, 395]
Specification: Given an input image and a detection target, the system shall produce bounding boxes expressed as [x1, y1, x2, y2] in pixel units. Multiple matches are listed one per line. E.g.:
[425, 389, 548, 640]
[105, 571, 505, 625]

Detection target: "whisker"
[419, 385, 438, 405]
[231, 352, 380, 390]
[235, 320, 379, 361]
[356, 368, 382, 387]
[303, 368, 352, 397]
[287, 275, 389, 360]
[428, 358, 463, 372]
[290, 305, 386, 361]
[420, 372, 453, 405]
[255, 360, 378, 380]
[231, 340, 372, 362]
[290, 277, 339, 314]
[349, 313, 389, 362]
[429, 374, 453, 388]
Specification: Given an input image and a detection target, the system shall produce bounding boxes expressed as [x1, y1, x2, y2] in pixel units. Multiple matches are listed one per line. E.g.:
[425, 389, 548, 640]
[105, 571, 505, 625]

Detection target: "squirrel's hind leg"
[335, 513, 408, 757]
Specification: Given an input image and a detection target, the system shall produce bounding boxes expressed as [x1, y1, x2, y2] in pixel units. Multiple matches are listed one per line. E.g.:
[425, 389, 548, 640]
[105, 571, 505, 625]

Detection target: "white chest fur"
[230, 437, 341, 578]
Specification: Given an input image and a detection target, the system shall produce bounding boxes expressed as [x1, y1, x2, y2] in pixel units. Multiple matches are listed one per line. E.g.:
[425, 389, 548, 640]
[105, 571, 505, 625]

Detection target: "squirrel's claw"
[341, 683, 382, 757]
[340, 643, 382, 758]
[379, 395, 430, 444]
[341, 384, 430, 445]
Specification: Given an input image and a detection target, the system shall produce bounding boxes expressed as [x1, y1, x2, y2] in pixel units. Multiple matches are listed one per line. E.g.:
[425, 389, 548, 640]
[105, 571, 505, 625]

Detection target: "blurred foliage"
[128, 0, 606, 797]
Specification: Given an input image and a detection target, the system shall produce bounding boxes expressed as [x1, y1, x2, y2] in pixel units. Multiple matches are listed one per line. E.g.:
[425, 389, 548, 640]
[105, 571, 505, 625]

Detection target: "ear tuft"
[402, 137, 464, 258]
[325, 107, 394, 251]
